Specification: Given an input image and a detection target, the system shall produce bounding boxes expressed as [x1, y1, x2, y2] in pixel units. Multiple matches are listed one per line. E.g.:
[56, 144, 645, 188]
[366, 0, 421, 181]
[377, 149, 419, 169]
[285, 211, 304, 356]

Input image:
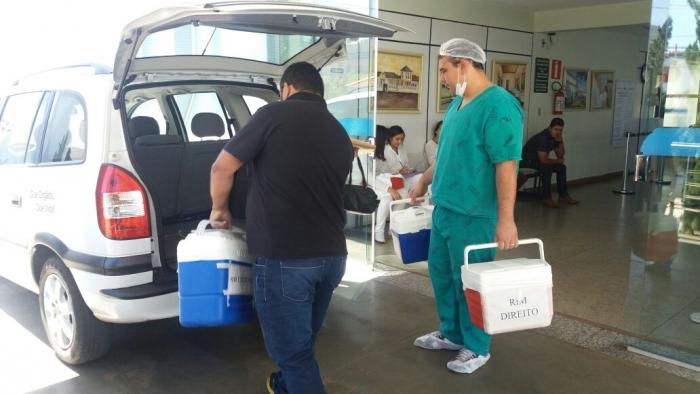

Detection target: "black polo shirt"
[224, 92, 353, 259]
[522, 129, 561, 163]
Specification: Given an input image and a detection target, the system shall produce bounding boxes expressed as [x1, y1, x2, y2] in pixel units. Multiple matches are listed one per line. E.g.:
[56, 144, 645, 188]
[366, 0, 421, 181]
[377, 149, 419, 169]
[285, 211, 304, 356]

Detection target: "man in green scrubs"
[409, 38, 523, 374]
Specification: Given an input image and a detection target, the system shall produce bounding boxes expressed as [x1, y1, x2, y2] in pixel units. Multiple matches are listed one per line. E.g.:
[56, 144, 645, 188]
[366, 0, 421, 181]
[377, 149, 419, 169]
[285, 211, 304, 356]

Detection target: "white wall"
[533, 1, 651, 32]
[377, 8, 650, 181]
[376, 39, 432, 168]
[380, 0, 532, 31]
[528, 28, 649, 180]
[377, 10, 532, 171]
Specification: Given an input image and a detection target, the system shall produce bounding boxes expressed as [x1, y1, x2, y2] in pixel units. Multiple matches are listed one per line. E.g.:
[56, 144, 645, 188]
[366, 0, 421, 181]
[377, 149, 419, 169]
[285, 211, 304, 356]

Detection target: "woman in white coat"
[374, 125, 420, 243]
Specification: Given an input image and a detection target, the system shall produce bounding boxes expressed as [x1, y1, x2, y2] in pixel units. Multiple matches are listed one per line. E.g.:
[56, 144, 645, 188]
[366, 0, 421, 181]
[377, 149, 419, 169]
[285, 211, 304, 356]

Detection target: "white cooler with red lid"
[461, 239, 553, 335]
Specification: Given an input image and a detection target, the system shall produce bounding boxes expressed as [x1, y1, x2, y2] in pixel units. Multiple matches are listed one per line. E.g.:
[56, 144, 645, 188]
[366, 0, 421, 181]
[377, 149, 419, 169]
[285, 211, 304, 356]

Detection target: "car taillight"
[96, 164, 151, 240]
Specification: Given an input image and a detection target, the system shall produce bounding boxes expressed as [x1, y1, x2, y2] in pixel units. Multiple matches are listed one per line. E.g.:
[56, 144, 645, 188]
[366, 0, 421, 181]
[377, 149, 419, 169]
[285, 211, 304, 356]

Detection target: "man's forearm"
[210, 151, 243, 211]
[540, 157, 563, 165]
[555, 143, 565, 159]
[419, 164, 435, 186]
[210, 166, 234, 210]
[495, 161, 517, 222]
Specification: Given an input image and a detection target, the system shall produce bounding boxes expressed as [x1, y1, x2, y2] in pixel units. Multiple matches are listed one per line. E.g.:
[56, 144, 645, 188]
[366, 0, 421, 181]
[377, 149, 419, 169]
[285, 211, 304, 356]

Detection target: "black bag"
[343, 157, 379, 213]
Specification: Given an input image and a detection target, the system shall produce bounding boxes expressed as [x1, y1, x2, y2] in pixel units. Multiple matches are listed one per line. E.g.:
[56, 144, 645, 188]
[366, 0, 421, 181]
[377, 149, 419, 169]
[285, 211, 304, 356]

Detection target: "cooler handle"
[195, 219, 244, 235]
[389, 196, 430, 221]
[463, 238, 545, 268]
[196, 220, 212, 235]
[389, 196, 429, 210]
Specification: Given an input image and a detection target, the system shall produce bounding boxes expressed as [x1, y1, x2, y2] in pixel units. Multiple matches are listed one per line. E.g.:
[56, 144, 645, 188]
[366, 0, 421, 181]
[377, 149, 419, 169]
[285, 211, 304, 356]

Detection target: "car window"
[131, 98, 167, 135]
[137, 25, 318, 66]
[25, 93, 54, 164]
[173, 92, 232, 142]
[40, 91, 87, 163]
[0, 92, 44, 165]
[243, 95, 269, 116]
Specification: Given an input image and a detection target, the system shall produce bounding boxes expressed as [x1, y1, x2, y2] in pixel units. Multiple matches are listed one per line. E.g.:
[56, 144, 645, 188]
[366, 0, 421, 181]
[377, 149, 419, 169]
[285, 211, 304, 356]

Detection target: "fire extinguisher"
[553, 89, 565, 115]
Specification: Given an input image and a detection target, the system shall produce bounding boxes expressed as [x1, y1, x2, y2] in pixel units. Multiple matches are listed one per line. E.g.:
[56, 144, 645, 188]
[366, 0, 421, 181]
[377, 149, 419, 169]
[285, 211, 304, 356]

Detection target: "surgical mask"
[455, 66, 467, 96]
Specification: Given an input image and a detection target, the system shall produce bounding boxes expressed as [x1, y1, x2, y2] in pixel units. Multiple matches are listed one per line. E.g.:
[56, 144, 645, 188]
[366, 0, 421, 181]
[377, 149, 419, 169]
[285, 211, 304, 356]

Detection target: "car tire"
[39, 256, 111, 364]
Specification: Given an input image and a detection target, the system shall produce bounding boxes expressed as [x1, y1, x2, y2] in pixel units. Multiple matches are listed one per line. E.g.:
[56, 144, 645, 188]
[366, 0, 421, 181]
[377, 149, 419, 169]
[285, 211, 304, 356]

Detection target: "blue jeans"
[254, 256, 347, 394]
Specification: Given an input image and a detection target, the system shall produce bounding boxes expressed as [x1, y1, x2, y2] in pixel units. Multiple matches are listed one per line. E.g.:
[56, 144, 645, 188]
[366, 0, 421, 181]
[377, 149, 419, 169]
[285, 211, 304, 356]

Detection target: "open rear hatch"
[113, 1, 406, 278]
[114, 1, 406, 92]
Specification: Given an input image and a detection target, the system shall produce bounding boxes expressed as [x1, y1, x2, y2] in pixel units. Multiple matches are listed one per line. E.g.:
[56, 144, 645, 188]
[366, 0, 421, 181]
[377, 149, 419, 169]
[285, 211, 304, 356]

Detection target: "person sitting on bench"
[522, 117, 579, 208]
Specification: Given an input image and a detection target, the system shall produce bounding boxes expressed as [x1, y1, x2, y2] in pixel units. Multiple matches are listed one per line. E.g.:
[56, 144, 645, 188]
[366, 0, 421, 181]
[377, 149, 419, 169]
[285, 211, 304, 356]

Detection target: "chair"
[518, 165, 544, 197]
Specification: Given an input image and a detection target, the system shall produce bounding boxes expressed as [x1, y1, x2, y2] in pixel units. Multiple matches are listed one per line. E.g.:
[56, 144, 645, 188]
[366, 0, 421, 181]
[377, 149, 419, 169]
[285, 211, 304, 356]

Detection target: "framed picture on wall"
[376, 50, 423, 113]
[437, 56, 456, 112]
[589, 71, 615, 111]
[564, 68, 589, 110]
[491, 60, 528, 108]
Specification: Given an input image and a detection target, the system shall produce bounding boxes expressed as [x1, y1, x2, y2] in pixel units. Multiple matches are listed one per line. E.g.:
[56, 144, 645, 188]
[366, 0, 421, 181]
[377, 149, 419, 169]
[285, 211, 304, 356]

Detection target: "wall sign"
[534, 57, 549, 93]
[612, 80, 637, 147]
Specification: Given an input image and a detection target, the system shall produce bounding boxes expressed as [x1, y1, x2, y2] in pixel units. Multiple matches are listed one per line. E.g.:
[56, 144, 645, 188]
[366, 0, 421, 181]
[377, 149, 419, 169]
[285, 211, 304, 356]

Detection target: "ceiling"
[488, 0, 625, 11]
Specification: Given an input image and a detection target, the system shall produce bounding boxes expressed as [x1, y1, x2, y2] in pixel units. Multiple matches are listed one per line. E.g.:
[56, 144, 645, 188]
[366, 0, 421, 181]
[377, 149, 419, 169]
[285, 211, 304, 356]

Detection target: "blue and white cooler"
[389, 198, 434, 264]
[177, 220, 255, 327]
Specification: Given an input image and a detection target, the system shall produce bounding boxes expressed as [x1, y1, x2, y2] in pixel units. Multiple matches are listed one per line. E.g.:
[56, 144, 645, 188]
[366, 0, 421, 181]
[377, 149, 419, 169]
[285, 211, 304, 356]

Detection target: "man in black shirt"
[522, 118, 579, 208]
[209, 62, 352, 394]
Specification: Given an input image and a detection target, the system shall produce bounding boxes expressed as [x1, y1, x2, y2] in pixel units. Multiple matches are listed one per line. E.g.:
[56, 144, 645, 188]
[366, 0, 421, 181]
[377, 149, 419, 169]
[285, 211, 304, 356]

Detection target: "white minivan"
[0, 1, 402, 364]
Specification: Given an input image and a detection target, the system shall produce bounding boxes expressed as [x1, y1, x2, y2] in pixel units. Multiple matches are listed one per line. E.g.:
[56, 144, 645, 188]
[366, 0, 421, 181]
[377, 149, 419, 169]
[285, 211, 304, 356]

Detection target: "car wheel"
[39, 256, 111, 364]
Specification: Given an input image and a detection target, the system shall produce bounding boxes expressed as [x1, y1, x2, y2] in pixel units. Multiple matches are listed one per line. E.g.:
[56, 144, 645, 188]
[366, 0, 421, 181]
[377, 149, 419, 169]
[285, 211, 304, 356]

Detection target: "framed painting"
[492, 60, 528, 108]
[590, 71, 615, 110]
[377, 50, 423, 113]
[564, 68, 589, 110]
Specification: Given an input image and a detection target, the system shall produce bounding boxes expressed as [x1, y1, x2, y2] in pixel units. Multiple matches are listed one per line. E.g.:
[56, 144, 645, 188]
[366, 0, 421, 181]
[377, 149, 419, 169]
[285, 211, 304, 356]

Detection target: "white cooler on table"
[461, 239, 553, 334]
[389, 198, 434, 264]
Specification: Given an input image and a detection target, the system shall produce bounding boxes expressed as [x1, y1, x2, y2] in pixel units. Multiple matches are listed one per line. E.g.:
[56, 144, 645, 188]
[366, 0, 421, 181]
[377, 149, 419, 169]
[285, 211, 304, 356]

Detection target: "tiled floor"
[375, 177, 700, 356]
[2, 262, 699, 393]
[3, 178, 700, 391]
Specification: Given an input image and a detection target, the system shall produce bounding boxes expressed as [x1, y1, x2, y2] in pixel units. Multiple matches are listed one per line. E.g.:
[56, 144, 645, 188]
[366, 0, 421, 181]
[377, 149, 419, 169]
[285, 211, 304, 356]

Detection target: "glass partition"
[322, 36, 378, 265]
[629, 0, 700, 365]
[318, 0, 379, 266]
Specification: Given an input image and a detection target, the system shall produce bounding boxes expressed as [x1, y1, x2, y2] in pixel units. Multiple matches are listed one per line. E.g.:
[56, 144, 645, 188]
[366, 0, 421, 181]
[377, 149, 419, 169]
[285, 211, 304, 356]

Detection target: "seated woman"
[374, 125, 421, 243]
[376, 125, 413, 175]
[424, 120, 442, 167]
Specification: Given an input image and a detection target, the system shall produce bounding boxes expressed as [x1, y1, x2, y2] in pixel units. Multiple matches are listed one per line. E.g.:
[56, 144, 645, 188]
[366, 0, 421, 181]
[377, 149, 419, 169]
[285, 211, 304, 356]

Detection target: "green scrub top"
[432, 85, 524, 219]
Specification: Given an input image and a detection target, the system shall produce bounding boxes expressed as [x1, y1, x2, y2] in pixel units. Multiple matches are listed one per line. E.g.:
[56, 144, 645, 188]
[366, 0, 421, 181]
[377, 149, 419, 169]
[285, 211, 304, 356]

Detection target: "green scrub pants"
[428, 205, 496, 356]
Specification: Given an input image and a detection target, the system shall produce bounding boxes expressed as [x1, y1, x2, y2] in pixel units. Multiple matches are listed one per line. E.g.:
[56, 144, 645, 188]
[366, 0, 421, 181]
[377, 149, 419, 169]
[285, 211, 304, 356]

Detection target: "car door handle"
[11, 195, 22, 207]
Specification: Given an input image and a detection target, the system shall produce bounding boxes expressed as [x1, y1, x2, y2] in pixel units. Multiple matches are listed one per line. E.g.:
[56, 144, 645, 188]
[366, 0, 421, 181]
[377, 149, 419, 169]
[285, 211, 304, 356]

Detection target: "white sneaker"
[414, 331, 463, 351]
[447, 348, 491, 374]
[690, 312, 700, 324]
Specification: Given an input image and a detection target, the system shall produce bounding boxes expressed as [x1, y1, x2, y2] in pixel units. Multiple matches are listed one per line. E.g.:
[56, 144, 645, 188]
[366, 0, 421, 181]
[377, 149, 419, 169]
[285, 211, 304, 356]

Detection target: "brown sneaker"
[542, 199, 559, 208]
[559, 196, 579, 205]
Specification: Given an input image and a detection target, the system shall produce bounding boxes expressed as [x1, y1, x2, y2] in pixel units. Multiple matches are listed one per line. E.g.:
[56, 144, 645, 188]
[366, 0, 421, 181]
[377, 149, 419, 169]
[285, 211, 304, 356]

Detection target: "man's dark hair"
[549, 118, 565, 128]
[281, 62, 324, 96]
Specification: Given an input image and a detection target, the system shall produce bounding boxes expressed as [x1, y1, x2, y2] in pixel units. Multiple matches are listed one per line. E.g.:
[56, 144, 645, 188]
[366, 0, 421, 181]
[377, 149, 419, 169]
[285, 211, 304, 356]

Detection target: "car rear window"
[137, 25, 319, 65]
[173, 92, 233, 142]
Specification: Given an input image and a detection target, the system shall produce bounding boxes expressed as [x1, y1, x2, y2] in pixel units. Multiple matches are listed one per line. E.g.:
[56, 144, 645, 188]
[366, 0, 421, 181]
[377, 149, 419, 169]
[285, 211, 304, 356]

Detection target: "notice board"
[612, 80, 637, 147]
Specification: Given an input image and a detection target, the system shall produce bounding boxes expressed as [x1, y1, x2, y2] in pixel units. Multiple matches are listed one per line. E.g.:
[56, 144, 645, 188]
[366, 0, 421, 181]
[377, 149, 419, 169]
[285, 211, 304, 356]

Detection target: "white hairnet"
[439, 38, 486, 65]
